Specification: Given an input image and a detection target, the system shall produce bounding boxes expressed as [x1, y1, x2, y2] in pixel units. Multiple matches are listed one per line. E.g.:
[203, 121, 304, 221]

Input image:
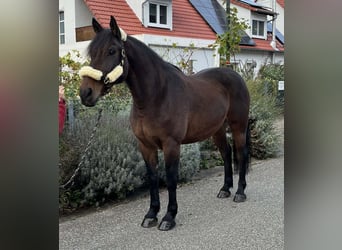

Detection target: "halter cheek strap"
[119, 28, 127, 41]
[103, 65, 123, 84]
[79, 28, 127, 85]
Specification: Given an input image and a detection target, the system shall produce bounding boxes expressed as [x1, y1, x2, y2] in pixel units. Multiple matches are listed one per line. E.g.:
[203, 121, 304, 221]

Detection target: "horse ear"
[92, 18, 103, 33]
[110, 15, 122, 40]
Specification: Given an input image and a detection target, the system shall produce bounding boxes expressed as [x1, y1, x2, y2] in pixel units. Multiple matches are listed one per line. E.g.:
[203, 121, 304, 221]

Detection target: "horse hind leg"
[230, 125, 249, 203]
[213, 126, 233, 198]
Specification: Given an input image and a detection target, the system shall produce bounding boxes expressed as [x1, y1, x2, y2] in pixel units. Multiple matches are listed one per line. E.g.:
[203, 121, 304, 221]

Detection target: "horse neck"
[124, 37, 167, 109]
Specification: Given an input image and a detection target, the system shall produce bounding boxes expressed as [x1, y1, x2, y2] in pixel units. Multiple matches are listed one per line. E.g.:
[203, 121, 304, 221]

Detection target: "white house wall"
[232, 4, 252, 37]
[59, 31, 218, 72]
[275, 2, 284, 35]
[59, 0, 93, 57]
[131, 35, 218, 72]
[126, 0, 143, 22]
[75, 0, 93, 28]
[150, 45, 216, 73]
[273, 52, 283, 65]
[249, 0, 284, 35]
[134, 34, 217, 72]
[234, 50, 283, 76]
[59, 0, 76, 46]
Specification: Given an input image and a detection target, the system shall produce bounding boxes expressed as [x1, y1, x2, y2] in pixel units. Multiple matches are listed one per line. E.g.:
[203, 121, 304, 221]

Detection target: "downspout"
[270, 0, 278, 63]
[142, 0, 149, 27]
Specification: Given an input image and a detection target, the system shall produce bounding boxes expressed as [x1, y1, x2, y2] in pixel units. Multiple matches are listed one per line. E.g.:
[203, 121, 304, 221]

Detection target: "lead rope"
[59, 108, 103, 190]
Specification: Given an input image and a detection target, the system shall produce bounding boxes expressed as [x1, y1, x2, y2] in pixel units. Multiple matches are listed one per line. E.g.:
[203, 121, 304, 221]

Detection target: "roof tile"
[240, 33, 284, 52]
[277, 0, 284, 8]
[84, 0, 216, 40]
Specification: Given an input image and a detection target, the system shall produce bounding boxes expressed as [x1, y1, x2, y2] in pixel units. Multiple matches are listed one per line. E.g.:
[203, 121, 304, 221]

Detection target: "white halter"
[79, 28, 127, 84]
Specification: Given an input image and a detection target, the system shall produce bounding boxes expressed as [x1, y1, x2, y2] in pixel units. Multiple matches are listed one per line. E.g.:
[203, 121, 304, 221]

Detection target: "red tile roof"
[83, 0, 217, 40]
[240, 33, 284, 52]
[232, 0, 255, 10]
[232, 0, 276, 15]
[277, 0, 284, 8]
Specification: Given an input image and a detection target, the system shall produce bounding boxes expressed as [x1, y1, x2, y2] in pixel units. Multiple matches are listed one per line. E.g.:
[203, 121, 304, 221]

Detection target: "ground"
[59, 117, 284, 249]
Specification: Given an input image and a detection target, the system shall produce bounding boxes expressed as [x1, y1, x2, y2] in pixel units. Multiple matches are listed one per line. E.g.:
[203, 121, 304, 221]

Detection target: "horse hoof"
[158, 220, 176, 231]
[217, 190, 231, 198]
[141, 217, 158, 228]
[233, 193, 247, 202]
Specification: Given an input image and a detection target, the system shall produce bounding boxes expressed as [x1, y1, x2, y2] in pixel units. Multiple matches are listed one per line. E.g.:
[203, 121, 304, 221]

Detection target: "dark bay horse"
[79, 16, 250, 231]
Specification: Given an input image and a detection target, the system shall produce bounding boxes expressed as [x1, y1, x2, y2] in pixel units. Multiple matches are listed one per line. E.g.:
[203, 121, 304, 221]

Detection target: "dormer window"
[252, 20, 265, 37]
[251, 13, 267, 39]
[143, 0, 172, 29]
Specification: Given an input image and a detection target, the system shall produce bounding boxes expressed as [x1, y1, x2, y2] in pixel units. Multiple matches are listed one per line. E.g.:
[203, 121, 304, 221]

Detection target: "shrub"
[257, 63, 284, 108]
[198, 140, 223, 169]
[197, 63, 284, 166]
[158, 143, 200, 182]
[59, 101, 200, 211]
[247, 78, 281, 159]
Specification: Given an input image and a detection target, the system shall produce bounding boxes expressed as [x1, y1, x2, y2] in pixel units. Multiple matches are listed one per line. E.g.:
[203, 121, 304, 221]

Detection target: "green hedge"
[59, 101, 200, 211]
[247, 78, 282, 159]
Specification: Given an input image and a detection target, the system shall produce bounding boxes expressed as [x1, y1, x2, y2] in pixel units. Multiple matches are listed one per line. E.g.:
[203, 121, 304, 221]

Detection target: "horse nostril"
[85, 88, 92, 98]
[81, 88, 92, 99]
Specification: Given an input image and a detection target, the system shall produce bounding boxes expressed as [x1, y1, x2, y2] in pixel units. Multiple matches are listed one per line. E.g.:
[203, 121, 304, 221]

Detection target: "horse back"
[192, 67, 250, 125]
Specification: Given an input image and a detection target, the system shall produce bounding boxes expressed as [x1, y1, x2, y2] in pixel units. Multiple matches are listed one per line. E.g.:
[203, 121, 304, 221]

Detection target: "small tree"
[209, 7, 249, 67]
[59, 50, 86, 99]
[59, 51, 131, 111]
[156, 42, 196, 75]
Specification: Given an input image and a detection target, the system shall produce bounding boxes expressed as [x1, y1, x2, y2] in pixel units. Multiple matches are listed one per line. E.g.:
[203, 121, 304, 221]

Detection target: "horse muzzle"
[80, 86, 98, 107]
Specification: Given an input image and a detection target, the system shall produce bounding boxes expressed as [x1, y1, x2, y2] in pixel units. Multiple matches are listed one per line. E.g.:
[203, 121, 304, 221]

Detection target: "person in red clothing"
[59, 85, 66, 134]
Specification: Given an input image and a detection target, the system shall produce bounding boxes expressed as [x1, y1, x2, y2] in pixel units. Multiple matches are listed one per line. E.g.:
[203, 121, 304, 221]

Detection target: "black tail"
[246, 117, 253, 171]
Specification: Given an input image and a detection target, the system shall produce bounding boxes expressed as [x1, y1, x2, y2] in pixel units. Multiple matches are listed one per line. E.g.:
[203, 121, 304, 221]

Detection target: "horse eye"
[109, 48, 116, 55]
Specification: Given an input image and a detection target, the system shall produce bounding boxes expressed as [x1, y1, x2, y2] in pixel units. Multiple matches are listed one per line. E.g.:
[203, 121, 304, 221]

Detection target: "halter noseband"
[79, 28, 127, 86]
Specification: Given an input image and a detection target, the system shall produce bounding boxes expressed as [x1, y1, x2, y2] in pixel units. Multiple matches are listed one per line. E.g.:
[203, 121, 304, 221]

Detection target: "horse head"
[79, 16, 128, 107]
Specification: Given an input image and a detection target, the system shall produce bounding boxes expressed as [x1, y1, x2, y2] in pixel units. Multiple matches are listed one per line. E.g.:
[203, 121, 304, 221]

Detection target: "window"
[159, 5, 167, 24]
[252, 19, 265, 38]
[59, 11, 65, 44]
[143, 1, 172, 29]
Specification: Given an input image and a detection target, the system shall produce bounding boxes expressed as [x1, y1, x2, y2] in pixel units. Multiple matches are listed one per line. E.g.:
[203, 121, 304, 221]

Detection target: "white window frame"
[251, 14, 266, 39]
[59, 11, 65, 44]
[143, 0, 172, 30]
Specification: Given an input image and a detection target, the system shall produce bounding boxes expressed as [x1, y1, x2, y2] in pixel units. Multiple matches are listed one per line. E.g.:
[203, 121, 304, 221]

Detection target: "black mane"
[126, 36, 183, 74]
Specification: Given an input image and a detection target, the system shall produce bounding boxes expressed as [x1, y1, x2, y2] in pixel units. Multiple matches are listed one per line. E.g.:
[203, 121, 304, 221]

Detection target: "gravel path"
[59, 117, 284, 250]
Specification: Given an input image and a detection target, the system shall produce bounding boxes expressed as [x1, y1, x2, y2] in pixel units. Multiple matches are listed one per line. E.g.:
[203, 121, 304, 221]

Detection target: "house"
[212, 0, 285, 74]
[59, 0, 219, 73]
[59, 0, 284, 74]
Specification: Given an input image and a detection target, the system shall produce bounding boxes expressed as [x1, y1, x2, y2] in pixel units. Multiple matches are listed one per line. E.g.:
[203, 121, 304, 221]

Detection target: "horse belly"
[182, 113, 226, 144]
[181, 80, 229, 143]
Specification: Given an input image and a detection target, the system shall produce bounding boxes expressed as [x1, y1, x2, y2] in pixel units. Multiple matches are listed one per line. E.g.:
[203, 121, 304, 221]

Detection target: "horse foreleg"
[139, 142, 160, 228]
[158, 139, 180, 231]
[213, 127, 233, 198]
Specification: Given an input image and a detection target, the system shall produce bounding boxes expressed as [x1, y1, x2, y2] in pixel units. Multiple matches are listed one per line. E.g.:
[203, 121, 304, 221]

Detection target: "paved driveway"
[59, 155, 284, 250]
